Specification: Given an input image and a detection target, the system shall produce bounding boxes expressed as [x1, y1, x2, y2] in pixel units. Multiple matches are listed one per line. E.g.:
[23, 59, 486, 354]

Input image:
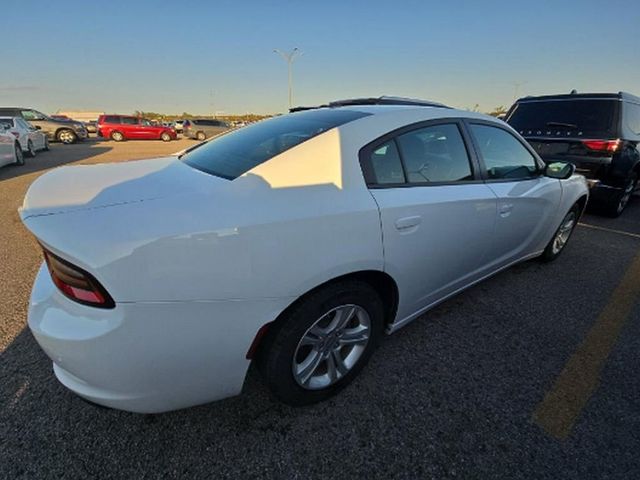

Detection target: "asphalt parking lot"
[1, 138, 639, 479]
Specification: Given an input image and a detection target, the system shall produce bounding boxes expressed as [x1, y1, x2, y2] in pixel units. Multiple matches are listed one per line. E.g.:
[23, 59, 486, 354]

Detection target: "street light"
[273, 47, 302, 110]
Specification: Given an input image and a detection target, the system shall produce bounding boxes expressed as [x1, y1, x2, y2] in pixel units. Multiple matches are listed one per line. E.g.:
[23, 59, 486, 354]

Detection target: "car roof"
[515, 91, 640, 104]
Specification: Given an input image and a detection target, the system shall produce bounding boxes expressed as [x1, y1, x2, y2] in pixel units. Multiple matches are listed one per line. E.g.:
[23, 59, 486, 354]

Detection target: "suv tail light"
[43, 249, 115, 308]
[582, 139, 621, 153]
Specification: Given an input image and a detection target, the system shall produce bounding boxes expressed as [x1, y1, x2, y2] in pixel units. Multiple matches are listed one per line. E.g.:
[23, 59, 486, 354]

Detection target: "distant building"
[55, 111, 104, 122]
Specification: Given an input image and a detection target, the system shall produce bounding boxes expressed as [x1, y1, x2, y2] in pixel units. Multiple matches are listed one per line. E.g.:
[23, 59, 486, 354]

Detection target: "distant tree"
[488, 105, 508, 117]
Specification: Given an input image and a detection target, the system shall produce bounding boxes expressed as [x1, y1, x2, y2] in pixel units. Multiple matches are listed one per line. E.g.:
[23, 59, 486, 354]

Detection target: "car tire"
[540, 204, 580, 262]
[57, 129, 77, 144]
[605, 173, 637, 218]
[14, 142, 24, 165]
[196, 131, 206, 141]
[43, 137, 50, 151]
[110, 131, 125, 142]
[258, 280, 384, 406]
[26, 140, 36, 157]
[160, 132, 172, 142]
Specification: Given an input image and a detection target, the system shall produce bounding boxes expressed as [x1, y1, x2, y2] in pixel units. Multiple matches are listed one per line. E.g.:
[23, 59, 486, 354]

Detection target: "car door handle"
[395, 216, 422, 231]
[498, 203, 514, 217]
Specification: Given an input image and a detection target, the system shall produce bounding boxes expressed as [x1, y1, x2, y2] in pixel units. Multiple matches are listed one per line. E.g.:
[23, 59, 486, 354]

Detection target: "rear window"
[182, 109, 370, 180]
[506, 99, 619, 138]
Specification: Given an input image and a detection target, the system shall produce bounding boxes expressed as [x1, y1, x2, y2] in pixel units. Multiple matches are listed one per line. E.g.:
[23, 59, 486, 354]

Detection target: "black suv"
[0, 107, 87, 144]
[505, 92, 640, 216]
[182, 119, 230, 141]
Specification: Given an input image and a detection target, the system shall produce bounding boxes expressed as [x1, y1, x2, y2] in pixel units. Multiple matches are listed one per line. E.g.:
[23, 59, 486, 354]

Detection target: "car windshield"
[506, 99, 619, 137]
[181, 109, 370, 180]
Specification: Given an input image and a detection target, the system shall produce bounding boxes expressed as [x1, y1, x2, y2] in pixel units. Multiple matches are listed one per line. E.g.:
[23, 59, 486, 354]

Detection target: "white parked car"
[0, 116, 49, 157]
[20, 97, 588, 413]
[0, 124, 23, 167]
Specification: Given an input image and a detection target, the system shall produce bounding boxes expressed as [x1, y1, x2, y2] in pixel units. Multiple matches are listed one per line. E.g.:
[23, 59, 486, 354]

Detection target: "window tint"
[370, 141, 405, 184]
[182, 109, 369, 180]
[470, 124, 539, 180]
[624, 103, 640, 135]
[395, 124, 472, 183]
[22, 110, 46, 121]
[506, 100, 619, 138]
[120, 117, 138, 125]
[103, 116, 120, 124]
[0, 118, 13, 128]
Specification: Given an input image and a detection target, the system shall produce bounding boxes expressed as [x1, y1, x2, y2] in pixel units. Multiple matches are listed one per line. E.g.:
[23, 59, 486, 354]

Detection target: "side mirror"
[545, 161, 575, 180]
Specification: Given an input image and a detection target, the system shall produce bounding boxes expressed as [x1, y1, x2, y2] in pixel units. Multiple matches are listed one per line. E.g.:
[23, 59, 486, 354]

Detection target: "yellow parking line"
[532, 249, 640, 439]
[578, 223, 640, 240]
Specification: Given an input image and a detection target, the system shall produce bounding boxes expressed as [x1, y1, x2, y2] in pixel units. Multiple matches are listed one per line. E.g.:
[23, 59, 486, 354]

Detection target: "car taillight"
[582, 139, 621, 153]
[43, 249, 115, 308]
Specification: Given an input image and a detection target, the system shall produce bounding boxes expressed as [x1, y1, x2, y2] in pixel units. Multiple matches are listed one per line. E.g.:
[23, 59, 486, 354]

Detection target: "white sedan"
[0, 116, 48, 157]
[0, 124, 23, 167]
[20, 97, 588, 413]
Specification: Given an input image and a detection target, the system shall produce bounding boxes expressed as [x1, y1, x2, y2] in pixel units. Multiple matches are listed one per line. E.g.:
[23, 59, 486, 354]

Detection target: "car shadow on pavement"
[0, 140, 112, 182]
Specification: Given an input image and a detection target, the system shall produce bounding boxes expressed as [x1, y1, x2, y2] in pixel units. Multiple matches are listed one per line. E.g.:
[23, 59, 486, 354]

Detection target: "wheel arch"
[247, 269, 399, 360]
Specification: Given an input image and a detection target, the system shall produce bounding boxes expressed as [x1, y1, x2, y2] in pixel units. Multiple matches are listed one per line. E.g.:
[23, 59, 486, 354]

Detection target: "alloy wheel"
[58, 130, 76, 144]
[616, 177, 637, 214]
[292, 304, 371, 390]
[15, 144, 24, 165]
[551, 211, 576, 255]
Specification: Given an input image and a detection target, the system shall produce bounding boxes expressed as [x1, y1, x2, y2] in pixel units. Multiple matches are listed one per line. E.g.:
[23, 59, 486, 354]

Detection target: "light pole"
[511, 81, 528, 102]
[273, 47, 302, 110]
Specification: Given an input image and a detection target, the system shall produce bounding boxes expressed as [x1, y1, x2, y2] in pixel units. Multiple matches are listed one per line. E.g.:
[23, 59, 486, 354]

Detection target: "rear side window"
[396, 124, 473, 183]
[370, 141, 405, 184]
[120, 117, 138, 125]
[182, 109, 370, 180]
[506, 99, 619, 138]
[103, 116, 120, 124]
[624, 103, 640, 135]
[470, 124, 538, 180]
[0, 118, 13, 128]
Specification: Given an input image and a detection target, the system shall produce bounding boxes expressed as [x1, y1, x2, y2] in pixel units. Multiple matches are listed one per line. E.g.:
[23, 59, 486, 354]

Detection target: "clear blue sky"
[1, 0, 638, 115]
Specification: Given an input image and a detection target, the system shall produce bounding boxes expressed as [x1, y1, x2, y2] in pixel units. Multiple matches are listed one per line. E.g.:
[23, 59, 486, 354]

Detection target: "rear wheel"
[14, 142, 24, 165]
[57, 129, 77, 144]
[26, 140, 36, 157]
[160, 132, 172, 142]
[258, 281, 384, 406]
[110, 131, 124, 142]
[43, 137, 50, 151]
[540, 205, 579, 262]
[196, 131, 206, 141]
[606, 173, 637, 217]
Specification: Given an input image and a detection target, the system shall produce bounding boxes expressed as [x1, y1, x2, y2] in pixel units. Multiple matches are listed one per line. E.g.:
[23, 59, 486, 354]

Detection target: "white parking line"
[578, 223, 640, 240]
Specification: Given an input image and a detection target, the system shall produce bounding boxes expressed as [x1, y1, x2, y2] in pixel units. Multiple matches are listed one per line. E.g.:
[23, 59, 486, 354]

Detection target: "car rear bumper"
[28, 263, 292, 413]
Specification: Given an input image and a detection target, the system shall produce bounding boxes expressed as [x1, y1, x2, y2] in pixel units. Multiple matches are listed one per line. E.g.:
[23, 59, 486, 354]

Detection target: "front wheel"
[26, 140, 36, 157]
[57, 129, 77, 144]
[43, 137, 50, 151]
[540, 205, 579, 262]
[14, 142, 24, 165]
[160, 132, 172, 142]
[258, 281, 384, 406]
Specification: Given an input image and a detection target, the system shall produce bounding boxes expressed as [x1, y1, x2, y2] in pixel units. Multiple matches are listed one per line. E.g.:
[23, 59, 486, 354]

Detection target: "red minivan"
[97, 115, 177, 142]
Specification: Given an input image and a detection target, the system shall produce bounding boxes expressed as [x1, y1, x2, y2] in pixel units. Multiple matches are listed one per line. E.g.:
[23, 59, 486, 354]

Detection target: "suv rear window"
[182, 109, 370, 180]
[506, 99, 619, 138]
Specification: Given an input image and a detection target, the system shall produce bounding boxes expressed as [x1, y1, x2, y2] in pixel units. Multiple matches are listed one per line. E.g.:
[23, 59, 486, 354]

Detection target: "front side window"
[470, 124, 539, 180]
[140, 119, 152, 126]
[120, 117, 139, 125]
[396, 124, 473, 183]
[22, 110, 46, 121]
[182, 109, 370, 180]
